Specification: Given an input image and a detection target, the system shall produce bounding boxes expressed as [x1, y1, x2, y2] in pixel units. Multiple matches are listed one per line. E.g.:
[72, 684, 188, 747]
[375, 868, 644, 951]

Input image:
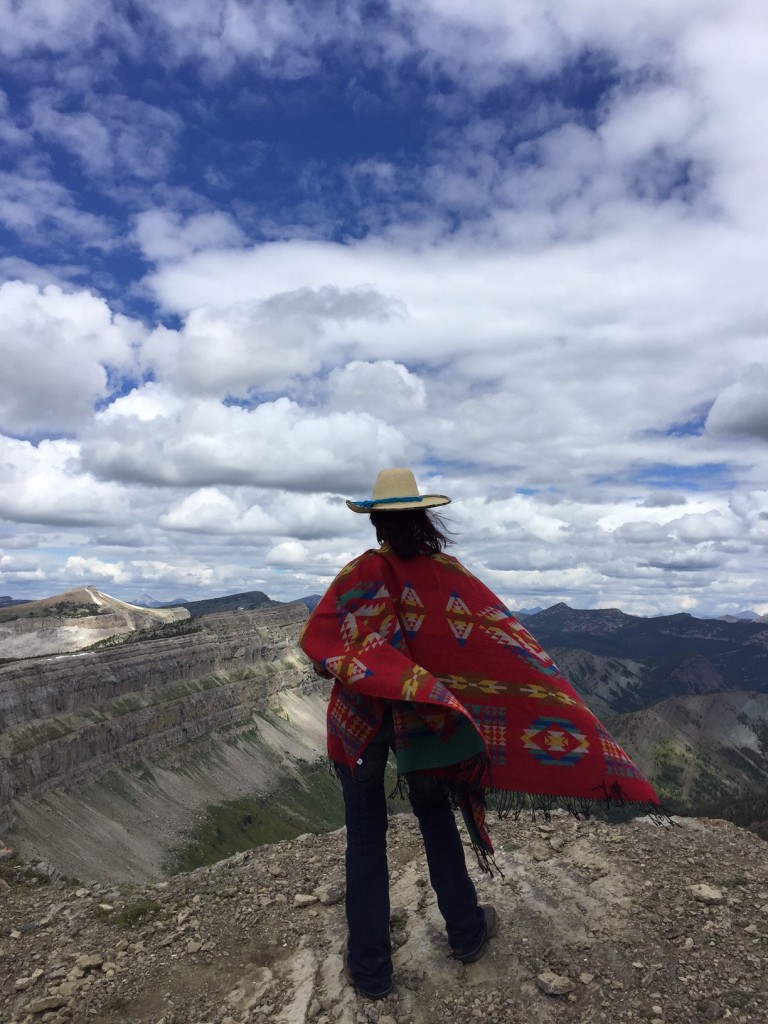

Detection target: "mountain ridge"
[0, 602, 327, 882]
[2, 589, 767, 885]
[528, 604, 768, 700]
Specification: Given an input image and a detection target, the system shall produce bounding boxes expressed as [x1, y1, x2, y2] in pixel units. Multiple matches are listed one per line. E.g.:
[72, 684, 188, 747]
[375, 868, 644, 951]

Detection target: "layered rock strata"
[0, 605, 314, 819]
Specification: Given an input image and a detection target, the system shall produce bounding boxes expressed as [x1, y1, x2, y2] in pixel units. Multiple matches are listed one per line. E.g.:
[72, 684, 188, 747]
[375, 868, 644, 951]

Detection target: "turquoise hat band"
[354, 495, 423, 509]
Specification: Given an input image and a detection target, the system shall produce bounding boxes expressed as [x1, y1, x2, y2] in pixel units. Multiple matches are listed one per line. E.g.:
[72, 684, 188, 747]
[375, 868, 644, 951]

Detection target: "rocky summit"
[0, 587, 190, 660]
[1, 812, 766, 1024]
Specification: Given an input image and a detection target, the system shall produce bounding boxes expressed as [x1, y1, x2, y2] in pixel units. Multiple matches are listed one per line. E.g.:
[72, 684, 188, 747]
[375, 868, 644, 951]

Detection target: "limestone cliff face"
[2, 612, 134, 636]
[0, 604, 314, 818]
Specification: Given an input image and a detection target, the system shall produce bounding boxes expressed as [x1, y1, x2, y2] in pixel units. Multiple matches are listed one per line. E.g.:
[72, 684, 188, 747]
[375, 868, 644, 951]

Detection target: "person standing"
[300, 467, 660, 1000]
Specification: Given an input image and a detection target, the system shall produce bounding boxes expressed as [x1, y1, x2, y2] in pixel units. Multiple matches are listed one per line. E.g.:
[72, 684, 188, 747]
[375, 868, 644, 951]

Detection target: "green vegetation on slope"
[83, 618, 201, 651]
[0, 600, 105, 623]
[693, 790, 768, 840]
[164, 761, 345, 874]
[652, 741, 685, 806]
[647, 740, 760, 814]
[164, 752, 410, 875]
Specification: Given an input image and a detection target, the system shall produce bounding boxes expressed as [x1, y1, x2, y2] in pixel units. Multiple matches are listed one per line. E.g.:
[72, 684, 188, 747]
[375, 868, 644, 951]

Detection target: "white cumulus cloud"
[0, 282, 142, 434]
[81, 392, 410, 490]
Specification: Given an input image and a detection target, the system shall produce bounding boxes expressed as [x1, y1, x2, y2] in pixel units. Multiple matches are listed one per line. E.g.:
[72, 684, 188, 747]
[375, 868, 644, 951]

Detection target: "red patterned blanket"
[300, 546, 661, 861]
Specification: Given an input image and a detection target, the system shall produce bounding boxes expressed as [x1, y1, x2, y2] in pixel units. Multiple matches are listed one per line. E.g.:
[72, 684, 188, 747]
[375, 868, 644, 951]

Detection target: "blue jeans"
[336, 708, 485, 993]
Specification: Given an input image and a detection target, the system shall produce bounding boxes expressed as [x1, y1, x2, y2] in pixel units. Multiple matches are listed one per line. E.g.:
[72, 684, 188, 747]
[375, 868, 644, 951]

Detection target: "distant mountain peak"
[181, 590, 282, 618]
[130, 594, 189, 608]
[525, 603, 637, 633]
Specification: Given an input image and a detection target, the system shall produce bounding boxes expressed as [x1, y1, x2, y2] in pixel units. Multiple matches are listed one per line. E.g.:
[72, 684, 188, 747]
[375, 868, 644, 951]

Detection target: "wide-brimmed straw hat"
[346, 467, 451, 514]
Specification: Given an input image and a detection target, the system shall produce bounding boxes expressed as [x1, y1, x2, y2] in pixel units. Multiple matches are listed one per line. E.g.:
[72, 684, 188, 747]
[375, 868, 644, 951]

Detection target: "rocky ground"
[1, 812, 767, 1024]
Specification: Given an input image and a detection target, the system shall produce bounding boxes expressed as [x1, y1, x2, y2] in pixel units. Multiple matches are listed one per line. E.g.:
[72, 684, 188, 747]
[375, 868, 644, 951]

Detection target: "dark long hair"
[369, 509, 452, 560]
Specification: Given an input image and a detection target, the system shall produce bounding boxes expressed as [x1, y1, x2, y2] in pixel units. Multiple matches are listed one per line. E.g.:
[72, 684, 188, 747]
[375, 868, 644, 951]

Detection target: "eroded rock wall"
[0, 604, 314, 818]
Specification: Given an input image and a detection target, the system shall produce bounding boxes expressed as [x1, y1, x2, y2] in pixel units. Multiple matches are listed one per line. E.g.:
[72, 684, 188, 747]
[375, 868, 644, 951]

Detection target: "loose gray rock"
[2, 815, 767, 1024]
[535, 971, 575, 996]
[294, 893, 319, 907]
[25, 995, 69, 1013]
[314, 883, 344, 906]
[689, 883, 726, 904]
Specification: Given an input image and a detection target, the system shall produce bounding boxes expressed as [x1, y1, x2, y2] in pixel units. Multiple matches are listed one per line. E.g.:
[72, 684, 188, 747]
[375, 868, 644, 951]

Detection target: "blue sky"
[1, 0, 767, 617]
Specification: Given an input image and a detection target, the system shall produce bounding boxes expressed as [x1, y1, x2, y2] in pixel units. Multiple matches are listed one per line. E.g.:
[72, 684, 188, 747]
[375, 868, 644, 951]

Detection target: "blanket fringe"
[388, 752, 491, 801]
[330, 757, 674, 849]
[390, 774, 409, 801]
[471, 842, 504, 879]
[490, 788, 675, 826]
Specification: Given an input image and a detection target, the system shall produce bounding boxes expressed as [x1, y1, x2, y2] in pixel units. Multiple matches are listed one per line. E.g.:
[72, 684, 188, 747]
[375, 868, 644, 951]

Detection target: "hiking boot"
[343, 951, 394, 1000]
[453, 904, 499, 965]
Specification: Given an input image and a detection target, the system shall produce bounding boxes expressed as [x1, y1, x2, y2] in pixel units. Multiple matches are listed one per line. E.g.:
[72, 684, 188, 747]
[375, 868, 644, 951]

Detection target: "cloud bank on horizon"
[1, 0, 767, 617]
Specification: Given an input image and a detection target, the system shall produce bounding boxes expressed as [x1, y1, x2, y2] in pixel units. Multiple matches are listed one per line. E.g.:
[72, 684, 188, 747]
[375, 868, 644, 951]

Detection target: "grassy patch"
[651, 741, 686, 804]
[83, 618, 201, 651]
[689, 758, 733, 806]
[0, 854, 59, 889]
[720, 874, 749, 888]
[0, 601, 104, 623]
[723, 989, 751, 1010]
[114, 899, 162, 927]
[8, 719, 76, 754]
[164, 762, 345, 875]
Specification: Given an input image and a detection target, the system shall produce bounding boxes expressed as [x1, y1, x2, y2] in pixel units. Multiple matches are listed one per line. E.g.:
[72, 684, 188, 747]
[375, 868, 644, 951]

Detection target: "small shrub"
[115, 899, 161, 927]
[104, 994, 128, 1012]
[724, 989, 750, 1010]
